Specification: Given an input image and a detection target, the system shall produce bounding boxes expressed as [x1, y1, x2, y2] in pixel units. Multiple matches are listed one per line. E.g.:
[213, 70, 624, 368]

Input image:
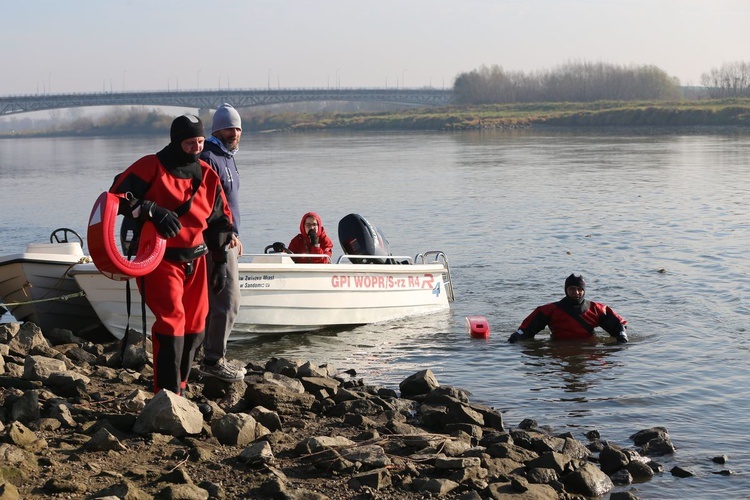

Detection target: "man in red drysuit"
[110, 114, 233, 394]
[508, 274, 629, 343]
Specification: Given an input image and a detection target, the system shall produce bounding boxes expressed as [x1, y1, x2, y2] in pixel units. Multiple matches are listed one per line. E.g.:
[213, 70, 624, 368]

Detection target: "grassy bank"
[254, 98, 750, 132]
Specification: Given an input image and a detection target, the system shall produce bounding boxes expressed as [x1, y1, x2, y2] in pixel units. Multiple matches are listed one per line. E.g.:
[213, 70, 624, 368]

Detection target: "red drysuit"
[110, 145, 232, 394]
[288, 211, 334, 263]
[517, 298, 627, 341]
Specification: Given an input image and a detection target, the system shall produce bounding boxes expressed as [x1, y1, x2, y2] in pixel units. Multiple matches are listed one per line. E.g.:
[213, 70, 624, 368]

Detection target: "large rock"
[348, 467, 391, 491]
[630, 427, 670, 446]
[22, 356, 66, 383]
[249, 406, 283, 432]
[133, 390, 203, 436]
[600, 444, 630, 474]
[631, 427, 675, 455]
[7, 323, 48, 357]
[239, 440, 274, 466]
[45, 371, 90, 397]
[339, 444, 392, 469]
[7, 422, 47, 452]
[264, 357, 304, 378]
[562, 462, 614, 497]
[486, 481, 558, 499]
[244, 380, 316, 415]
[10, 390, 40, 423]
[399, 369, 439, 398]
[211, 413, 258, 446]
[411, 477, 459, 496]
[295, 435, 356, 456]
[80, 428, 127, 452]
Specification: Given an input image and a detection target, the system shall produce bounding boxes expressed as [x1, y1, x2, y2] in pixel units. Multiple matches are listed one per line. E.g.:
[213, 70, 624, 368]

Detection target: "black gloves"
[272, 242, 286, 253]
[508, 327, 628, 343]
[142, 200, 181, 238]
[210, 251, 228, 293]
[508, 330, 526, 343]
[118, 195, 137, 216]
[308, 228, 319, 246]
[210, 262, 227, 293]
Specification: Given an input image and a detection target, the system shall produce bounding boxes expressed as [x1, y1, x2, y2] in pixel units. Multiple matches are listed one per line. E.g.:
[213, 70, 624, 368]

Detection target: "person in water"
[508, 274, 628, 343]
[287, 212, 333, 263]
[110, 114, 233, 395]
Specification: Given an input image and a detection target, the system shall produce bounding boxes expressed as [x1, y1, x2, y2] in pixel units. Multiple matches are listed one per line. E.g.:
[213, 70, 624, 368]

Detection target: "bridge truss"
[0, 88, 453, 116]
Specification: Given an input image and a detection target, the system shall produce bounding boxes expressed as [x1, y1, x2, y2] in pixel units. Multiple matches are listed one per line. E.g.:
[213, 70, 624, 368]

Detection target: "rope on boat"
[2, 290, 86, 307]
[1, 259, 91, 309]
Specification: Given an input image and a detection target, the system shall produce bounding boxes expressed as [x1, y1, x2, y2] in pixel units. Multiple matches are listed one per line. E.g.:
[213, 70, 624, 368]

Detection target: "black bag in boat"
[338, 213, 394, 264]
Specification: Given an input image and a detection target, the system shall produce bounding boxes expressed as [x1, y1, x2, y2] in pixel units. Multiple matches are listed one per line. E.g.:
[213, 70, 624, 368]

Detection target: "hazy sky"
[3, 0, 748, 95]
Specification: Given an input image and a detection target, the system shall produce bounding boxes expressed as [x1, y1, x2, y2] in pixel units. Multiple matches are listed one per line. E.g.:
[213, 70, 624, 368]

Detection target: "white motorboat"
[72, 213, 454, 339]
[2, 215, 454, 339]
[69, 249, 454, 339]
[0, 228, 101, 334]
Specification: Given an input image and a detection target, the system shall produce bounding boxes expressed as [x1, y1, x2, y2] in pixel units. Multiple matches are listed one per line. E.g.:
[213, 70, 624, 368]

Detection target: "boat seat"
[251, 254, 295, 264]
[26, 242, 85, 257]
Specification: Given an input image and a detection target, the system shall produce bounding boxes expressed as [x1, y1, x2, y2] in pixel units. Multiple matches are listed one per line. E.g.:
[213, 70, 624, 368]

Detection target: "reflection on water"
[229, 325, 359, 360]
[522, 338, 622, 418]
[228, 309, 457, 382]
[520, 339, 623, 399]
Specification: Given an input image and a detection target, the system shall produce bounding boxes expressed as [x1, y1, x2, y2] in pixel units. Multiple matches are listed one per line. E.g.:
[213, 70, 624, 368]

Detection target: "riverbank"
[0, 320, 726, 499]
[3, 98, 750, 137]
[268, 98, 750, 132]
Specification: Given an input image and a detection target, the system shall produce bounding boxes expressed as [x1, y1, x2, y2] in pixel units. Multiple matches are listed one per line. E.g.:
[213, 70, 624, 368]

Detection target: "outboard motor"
[338, 213, 393, 264]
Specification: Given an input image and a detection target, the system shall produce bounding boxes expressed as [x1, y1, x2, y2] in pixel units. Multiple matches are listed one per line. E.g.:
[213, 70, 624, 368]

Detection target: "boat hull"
[70, 254, 452, 339]
[0, 243, 100, 334]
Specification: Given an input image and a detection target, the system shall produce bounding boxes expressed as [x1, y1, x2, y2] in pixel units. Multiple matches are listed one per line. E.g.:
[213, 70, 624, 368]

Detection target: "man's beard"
[222, 137, 239, 151]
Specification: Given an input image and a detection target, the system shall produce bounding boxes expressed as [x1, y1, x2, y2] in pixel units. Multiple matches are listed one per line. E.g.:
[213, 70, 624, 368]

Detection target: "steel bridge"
[0, 88, 454, 116]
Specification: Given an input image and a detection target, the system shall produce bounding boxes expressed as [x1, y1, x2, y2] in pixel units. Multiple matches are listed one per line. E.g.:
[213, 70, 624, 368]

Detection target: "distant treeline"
[453, 60, 750, 104]
[701, 61, 750, 98]
[454, 61, 681, 104]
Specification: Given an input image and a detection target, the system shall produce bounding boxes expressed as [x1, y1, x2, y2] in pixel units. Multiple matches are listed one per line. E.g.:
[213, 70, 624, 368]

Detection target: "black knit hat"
[170, 114, 204, 144]
[564, 274, 586, 291]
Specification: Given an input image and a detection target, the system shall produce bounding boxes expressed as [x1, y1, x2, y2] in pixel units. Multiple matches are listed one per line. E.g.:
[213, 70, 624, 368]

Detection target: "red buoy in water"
[465, 316, 490, 338]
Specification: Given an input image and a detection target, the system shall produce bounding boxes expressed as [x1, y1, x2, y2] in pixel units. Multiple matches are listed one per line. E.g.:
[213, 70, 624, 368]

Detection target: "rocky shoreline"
[0, 321, 721, 499]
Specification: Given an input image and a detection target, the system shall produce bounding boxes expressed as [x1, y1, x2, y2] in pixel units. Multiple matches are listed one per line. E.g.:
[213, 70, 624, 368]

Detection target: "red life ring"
[87, 191, 166, 281]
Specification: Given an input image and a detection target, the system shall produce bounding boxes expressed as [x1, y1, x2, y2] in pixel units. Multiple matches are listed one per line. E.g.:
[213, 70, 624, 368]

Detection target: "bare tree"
[701, 61, 750, 98]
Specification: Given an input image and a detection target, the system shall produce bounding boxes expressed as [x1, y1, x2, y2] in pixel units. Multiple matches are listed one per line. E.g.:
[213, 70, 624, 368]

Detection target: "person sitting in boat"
[287, 212, 333, 263]
[508, 274, 628, 343]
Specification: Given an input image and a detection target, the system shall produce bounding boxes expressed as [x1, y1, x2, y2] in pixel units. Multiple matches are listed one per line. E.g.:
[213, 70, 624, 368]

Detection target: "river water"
[1, 128, 750, 498]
